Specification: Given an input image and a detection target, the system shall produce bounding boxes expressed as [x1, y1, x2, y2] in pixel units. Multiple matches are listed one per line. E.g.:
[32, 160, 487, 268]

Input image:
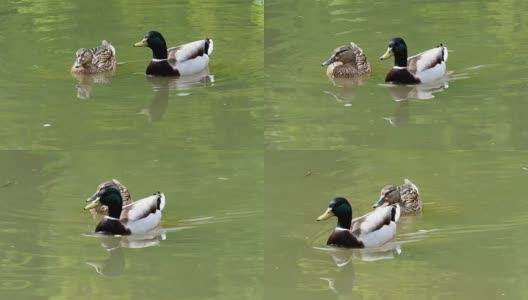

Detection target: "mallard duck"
[133, 31, 213, 76]
[84, 185, 166, 235]
[88, 179, 132, 217]
[373, 179, 422, 215]
[317, 197, 400, 248]
[379, 37, 448, 84]
[322, 42, 371, 78]
[71, 40, 116, 74]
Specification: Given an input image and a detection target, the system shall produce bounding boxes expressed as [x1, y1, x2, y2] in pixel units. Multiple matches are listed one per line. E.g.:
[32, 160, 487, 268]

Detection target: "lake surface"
[265, 0, 528, 299]
[2, 0, 528, 299]
[0, 0, 263, 299]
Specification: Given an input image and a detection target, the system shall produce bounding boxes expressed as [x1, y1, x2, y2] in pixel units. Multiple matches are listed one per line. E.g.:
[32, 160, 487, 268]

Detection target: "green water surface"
[265, 0, 528, 299]
[2, 0, 528, 299]
[0, 0, 263, 299]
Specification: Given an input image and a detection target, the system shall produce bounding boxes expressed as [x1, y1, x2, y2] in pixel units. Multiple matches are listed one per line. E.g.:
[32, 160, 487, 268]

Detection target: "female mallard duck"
[84, 185, 166, 235]
[379, 37, 448, 84]
[373, 179, 422, 215]
[71, 40, 116, 74]
[133, 31, 213, 76]
[88, 179, 132, 217]
[317, 197, 400, 248]
[322, 42, 371, 78]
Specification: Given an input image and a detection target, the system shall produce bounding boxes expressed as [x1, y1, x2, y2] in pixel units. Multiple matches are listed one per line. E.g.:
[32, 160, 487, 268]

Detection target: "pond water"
[2, 0, 528, 299]
[0, 0, 263, 299]
[265, 0, 528, 299]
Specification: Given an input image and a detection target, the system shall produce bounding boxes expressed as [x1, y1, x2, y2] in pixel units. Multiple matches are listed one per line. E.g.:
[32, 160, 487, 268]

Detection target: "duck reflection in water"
[384, 78, 448, 101]
[322, 75, 370, 105]
[139, 71, 214, 122]
[383, 78, 448, 127]
[85, 231, 166, 277]
[316, 243, 401, 299]
[71, 71, 115, 100]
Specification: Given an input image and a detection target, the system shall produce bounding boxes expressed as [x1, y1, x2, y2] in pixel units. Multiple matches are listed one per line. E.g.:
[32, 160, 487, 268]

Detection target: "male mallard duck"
[373, 179, 422, 215]
[71, 40, 116, 74]
[88, 179, 132, 217]
[322, 42, 371, 78]
[379, 37, 448, 84]
[84, 185, 166, 235]
[317, 197, 400, 248]
[133, 31, 213, 76]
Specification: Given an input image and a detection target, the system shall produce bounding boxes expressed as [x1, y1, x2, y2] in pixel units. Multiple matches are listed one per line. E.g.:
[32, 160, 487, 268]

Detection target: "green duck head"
[380, 37, 408, 67]
[85, 186, 123, 218]
[317, 197, 352, 229]
[134, 31, 168, 59]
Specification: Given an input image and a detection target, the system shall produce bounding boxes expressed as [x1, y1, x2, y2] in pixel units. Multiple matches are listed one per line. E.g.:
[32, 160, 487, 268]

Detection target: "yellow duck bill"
[133, 38, 148, 47]
[84, 199, 102, 210]
[379, 47, 394, 60]
[316, 208, 335, 221]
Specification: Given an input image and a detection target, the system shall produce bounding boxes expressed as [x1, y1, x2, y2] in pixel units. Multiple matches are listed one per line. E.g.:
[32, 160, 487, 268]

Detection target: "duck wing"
[167, 39, 213, 62]
[403, 178, 419, 194]
[349, 42, 370, 73]
[92, 40, 116, 71]
[408, 45, 447, 74]
[120, 192, 165, 234]
[351, 205, 399, 248]
[400, 179, 422, 212]
[166, 39, 213, 76]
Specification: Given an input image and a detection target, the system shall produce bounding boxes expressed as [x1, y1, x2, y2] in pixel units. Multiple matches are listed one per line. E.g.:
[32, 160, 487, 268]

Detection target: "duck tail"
[205, 38, 214, 56]
[101, 40, 116, 56]
[156, 192, 166, 211]
[442, 46, 448, 62]
[404, 178, 419, 194]
[391, 204, 401, 223]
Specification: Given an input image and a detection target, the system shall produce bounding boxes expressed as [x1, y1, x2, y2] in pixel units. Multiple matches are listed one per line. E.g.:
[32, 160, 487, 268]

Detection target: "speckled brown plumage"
[71, 40, 116, 74]
[323, 42, 371, 78]
[377, 179, 422, 215]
